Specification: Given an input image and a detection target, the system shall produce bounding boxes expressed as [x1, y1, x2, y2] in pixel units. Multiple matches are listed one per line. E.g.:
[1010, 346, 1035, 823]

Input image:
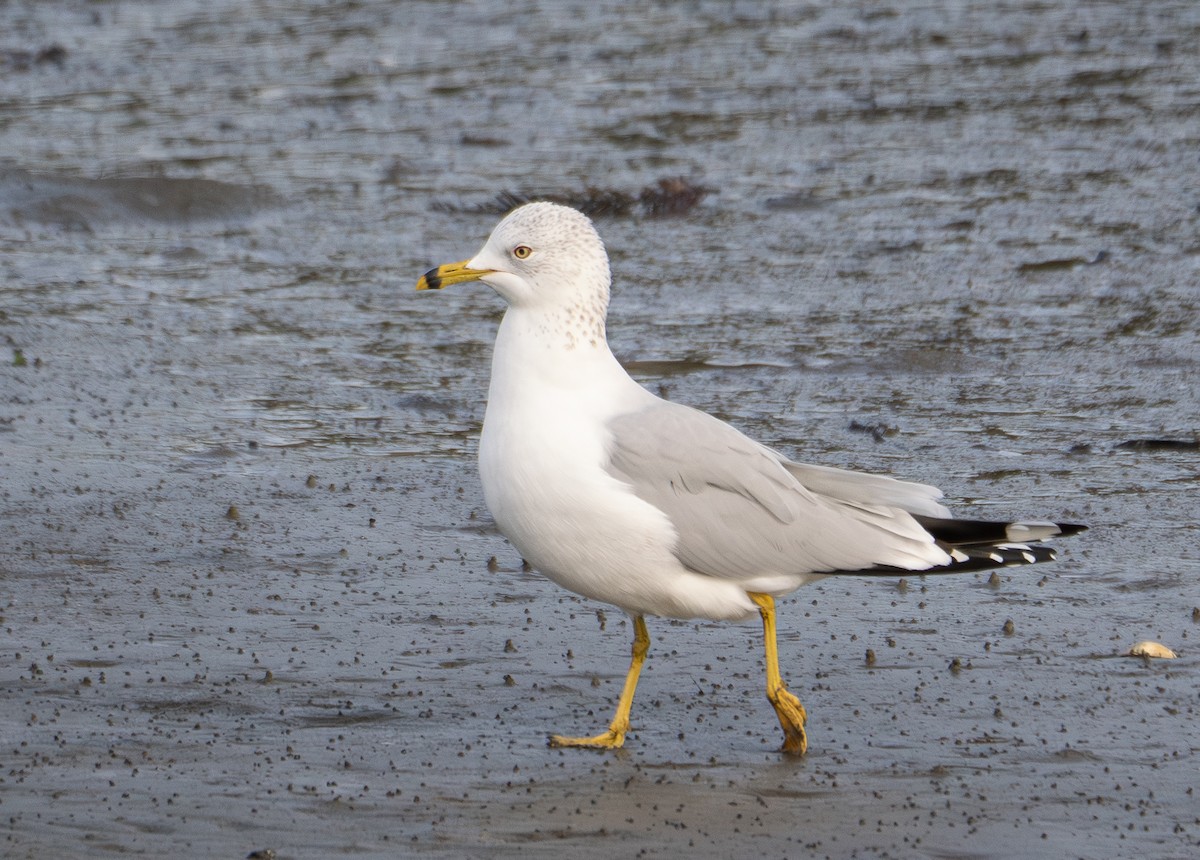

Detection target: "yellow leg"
[748, 592, 808, 755]
[549, 615, 650, 750]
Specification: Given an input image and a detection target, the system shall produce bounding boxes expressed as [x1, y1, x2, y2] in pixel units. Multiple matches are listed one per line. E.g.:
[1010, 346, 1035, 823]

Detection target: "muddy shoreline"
[3, 2, 1198, 857]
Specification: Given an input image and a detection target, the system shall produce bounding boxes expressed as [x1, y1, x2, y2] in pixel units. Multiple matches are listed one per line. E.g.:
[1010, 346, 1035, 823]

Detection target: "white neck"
[485, 307, 650, 423]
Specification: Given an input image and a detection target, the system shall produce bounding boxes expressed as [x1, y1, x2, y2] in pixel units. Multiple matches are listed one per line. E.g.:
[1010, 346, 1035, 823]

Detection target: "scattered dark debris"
[430, 176, 712, 218]
[764, 192, 823, 211]
[2, 44, 67, 71]
[460, 133, 509, 148]
[1017, 257, 1088, 273]
[639, 176, 710, 216]
[380, 157, 417, 185]
[848, 420, 896, 443]
[1, 168, 278, 226]
[1017, 250, 1108, 273]
[432, 188, 626, 217]
[877, 239, 924, 254]
[1115, 438, 1199, 451]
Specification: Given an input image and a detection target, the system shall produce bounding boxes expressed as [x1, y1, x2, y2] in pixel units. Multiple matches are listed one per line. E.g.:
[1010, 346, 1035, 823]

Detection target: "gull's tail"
[831, 517, 1087, 577]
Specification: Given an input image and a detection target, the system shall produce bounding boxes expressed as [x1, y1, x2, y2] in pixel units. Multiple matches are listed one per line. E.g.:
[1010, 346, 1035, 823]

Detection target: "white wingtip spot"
[1006, 521, 1061, 541]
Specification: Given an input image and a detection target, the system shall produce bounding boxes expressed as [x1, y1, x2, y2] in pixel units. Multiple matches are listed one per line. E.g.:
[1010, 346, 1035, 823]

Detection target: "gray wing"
[605, 401, 952, 580]
[778, 460, 951, 519]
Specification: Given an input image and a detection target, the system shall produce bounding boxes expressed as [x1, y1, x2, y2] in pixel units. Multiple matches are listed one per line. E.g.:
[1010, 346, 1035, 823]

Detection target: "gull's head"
[417, 202, 611, 314]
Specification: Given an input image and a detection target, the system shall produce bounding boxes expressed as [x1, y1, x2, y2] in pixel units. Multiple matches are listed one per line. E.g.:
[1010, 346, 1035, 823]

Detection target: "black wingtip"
[830, 543, 1059, 578]
[826, 516, 1087, 579]
[912, 516, 1088, 547]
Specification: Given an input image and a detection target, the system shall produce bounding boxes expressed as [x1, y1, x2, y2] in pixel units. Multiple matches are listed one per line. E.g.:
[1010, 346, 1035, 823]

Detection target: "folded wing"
[605, 401, 1083, 581]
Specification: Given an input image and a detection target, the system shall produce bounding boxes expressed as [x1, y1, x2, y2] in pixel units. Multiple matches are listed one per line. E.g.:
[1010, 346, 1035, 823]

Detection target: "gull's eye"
[513, 245, 532, 260]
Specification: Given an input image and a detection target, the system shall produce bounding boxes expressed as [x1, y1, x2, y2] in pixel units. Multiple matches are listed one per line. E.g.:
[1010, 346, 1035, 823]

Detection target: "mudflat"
[2, 2, 1196, 857]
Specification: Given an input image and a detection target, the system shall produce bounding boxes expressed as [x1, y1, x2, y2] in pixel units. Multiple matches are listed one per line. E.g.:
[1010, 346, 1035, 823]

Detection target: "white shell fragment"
[1128, 640, 1178, 659]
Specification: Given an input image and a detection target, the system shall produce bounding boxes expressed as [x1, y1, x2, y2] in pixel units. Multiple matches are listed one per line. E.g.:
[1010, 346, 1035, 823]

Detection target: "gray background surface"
[2, 2, 1197, 857]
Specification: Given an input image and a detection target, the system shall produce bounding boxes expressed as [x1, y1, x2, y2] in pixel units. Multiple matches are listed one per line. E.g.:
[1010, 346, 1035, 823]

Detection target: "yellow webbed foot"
[547, 616, 648, 752]
[547, 729, 625, 750]
[749, 591, 809, 756]
[768, 684, 808, 756]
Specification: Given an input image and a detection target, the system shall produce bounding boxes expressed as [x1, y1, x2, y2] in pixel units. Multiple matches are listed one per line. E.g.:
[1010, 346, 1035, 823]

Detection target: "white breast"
[477, 311, 756, 620]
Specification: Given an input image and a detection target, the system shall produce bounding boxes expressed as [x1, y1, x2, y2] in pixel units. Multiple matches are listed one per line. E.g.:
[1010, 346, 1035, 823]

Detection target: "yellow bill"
[416, 260, 493, 291]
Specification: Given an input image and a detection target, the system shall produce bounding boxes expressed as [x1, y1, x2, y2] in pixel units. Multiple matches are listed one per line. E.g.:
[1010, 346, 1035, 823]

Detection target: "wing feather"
[605, 402, 951, 580]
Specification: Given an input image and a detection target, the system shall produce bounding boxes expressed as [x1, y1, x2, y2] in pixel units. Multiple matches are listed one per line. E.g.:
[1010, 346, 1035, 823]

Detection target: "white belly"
[475, 313, 757, 621]
[478, 398, 755, 621]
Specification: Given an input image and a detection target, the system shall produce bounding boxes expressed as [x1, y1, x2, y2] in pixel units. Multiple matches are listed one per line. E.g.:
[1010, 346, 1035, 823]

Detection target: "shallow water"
[3, 1, 1199, 857]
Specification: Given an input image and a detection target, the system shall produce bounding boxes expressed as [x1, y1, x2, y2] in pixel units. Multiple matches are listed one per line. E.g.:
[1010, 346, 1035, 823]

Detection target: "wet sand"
[2, 2, 1198, 857]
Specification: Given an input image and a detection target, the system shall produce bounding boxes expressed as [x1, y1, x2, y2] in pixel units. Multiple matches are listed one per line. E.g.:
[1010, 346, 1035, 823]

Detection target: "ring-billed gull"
[417, 201, 1085, 755]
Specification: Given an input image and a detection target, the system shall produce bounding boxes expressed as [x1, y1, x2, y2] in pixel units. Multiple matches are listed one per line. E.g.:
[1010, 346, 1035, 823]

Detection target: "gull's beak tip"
[416, 267, 443, 291]
[416, 259, 488, 292]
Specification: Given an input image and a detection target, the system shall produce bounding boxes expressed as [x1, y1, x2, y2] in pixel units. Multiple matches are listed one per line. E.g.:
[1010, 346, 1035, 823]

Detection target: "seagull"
[416, 201, 1085, 755]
